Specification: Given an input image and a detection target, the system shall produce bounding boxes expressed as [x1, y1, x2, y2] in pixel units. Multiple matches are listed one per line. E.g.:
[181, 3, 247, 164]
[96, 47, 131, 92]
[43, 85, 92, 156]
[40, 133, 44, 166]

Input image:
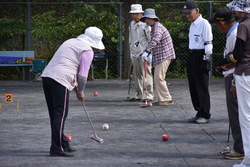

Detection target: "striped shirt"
[145, 22, 176, 67]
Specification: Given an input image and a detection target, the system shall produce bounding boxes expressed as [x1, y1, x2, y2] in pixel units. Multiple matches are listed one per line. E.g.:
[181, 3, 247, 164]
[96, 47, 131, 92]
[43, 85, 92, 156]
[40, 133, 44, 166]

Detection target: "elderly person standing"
[182, 0, 213, 124]
[41, 27, 105, 157]
[140, 8, 176, 106]
[225, 1, 250, 167]
[211, 8, 244, 160]
[128, 4, 154, 102]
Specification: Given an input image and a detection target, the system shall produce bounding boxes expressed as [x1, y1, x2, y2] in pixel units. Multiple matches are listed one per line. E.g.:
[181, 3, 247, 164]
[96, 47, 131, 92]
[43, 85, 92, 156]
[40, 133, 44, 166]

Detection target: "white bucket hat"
[227, 0, 250, 13]
[77, 27, 105, 50]
[140, 8, 159, 22]
[129, 4, 144, 14]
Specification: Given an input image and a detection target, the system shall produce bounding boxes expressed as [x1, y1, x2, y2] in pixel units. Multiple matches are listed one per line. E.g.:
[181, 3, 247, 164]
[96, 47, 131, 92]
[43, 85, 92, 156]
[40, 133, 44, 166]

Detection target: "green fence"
[0, 1, 229, 80]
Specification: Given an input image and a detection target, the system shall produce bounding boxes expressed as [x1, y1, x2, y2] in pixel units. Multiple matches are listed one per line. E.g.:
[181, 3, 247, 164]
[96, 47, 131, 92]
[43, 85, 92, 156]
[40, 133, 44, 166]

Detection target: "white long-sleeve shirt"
[129, 20, 151, 56]
[189, 15, 213, 54]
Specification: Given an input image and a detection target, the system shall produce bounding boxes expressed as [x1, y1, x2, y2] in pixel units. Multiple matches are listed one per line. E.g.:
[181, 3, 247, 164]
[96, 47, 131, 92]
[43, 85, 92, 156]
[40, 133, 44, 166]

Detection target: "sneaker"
[188, 116, 199, 123]
[224, 150, 244, 160]
[195, 117, 210, 124]
[233, 163, 250, 167]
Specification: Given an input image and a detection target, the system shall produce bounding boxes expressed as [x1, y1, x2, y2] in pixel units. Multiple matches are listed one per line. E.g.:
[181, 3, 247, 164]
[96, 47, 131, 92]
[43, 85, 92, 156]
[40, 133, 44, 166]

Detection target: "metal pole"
[27, 2, 32, 50]
[118, 3, 123, 78]
[209, 1, 213, 78]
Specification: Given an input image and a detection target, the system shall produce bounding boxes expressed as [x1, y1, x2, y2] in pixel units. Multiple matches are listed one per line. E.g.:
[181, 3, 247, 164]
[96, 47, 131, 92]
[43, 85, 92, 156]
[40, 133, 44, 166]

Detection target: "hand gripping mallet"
[140, 60, 152, 108]
[82, 101, 103, 143]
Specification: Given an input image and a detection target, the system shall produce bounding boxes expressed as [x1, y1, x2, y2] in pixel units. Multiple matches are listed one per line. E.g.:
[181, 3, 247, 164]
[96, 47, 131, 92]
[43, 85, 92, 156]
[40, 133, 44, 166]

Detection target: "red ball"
[66, 135, 72, 142]
[162, 134, 169, 141]
[94, 91, 98, 96]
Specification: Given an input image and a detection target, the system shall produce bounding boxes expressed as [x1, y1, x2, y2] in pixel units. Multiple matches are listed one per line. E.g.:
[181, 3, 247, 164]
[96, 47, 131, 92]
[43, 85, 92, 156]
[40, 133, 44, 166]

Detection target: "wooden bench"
[0, 51, 35, 80]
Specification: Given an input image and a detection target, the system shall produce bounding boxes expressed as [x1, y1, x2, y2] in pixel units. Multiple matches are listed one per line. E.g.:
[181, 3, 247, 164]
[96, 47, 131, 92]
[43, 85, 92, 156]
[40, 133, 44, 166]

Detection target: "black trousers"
[225, 74, 244, 154]
[42, 77, 70, 153]
[187, 50, 211, 119]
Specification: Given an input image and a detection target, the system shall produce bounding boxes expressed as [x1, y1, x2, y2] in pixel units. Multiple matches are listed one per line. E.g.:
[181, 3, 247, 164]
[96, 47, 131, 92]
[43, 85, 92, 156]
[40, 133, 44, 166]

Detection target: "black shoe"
[65, 146, 76, 152]
[129, 98, 141, 102]
[50, 151, 74, 157]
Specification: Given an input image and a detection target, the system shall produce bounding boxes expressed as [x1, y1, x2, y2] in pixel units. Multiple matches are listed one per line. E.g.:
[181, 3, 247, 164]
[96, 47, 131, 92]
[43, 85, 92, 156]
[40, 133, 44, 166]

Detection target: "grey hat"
[227, 0, 250, 14]
[140, 8, 159, 22]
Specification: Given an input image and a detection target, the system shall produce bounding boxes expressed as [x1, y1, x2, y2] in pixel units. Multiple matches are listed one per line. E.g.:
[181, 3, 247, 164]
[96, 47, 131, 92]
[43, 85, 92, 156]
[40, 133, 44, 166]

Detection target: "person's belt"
[189, 49, 204, 53]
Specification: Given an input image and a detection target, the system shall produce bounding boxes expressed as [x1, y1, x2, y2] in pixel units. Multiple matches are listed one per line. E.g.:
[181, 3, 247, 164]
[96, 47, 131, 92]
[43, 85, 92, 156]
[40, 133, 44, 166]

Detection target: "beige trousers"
[131, 56, 154, 100]
[154, 59, 172, 102]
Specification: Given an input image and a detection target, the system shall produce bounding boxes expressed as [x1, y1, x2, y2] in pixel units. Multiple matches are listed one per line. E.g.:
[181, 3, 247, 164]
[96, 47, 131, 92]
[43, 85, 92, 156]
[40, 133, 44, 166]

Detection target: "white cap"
[129, 4, 144, 14]
[77, 27, 105, 50]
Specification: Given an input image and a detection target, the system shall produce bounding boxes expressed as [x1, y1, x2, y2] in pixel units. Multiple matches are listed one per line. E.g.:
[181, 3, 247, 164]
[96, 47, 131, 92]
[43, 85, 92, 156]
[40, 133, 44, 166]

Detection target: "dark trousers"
[42, 77, 70, 153]
[187, 50, 211, 119]
[225, 74, 244, 154]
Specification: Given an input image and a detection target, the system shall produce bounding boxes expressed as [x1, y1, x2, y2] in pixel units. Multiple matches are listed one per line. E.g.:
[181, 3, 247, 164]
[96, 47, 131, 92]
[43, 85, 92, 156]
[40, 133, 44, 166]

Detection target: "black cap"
[182, 0, 198, 14]
[210, 8, 235, 23]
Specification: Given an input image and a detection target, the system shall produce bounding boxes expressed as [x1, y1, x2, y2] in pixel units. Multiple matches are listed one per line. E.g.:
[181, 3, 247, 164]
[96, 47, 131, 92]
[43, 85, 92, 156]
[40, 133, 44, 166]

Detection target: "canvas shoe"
[224, 150, 244, 160]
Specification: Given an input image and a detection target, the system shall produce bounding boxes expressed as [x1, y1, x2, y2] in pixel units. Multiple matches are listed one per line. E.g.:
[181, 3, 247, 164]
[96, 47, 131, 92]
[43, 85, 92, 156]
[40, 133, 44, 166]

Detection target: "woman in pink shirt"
[41, 27, 104, 157]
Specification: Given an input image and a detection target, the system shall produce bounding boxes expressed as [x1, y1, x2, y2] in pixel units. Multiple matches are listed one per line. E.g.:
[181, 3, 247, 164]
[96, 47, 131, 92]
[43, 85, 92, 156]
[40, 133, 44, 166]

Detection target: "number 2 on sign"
[5, 94, 13, 102]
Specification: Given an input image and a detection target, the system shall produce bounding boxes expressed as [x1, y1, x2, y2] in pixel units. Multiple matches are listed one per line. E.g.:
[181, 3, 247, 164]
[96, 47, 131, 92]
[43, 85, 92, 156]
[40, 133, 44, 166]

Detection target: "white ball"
[102, 123, 109, 130]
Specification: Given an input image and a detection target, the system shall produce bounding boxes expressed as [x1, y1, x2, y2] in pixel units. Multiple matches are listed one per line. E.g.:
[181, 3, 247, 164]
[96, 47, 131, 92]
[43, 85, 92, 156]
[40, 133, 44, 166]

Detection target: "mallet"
[82, 102, 103, 143]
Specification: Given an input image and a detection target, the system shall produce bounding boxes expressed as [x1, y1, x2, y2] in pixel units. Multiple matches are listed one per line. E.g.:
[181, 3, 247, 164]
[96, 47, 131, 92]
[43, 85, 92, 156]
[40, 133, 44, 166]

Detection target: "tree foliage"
[0, 1, 230, 80]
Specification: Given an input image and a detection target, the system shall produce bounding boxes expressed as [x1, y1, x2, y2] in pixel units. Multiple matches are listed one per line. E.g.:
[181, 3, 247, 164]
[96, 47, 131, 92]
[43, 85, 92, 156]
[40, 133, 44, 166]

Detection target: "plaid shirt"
[146, 22, 176, 67]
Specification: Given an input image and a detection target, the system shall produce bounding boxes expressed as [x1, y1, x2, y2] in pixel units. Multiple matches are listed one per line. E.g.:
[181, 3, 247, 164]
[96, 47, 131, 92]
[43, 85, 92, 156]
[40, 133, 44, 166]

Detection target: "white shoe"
[233, 163, 250, 167]
[195, 117, 210, 124]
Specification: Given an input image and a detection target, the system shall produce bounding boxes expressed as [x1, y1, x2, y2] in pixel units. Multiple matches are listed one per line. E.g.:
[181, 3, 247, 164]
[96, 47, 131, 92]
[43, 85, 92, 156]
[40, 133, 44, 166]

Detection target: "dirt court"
[0, 79, 242, 167]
